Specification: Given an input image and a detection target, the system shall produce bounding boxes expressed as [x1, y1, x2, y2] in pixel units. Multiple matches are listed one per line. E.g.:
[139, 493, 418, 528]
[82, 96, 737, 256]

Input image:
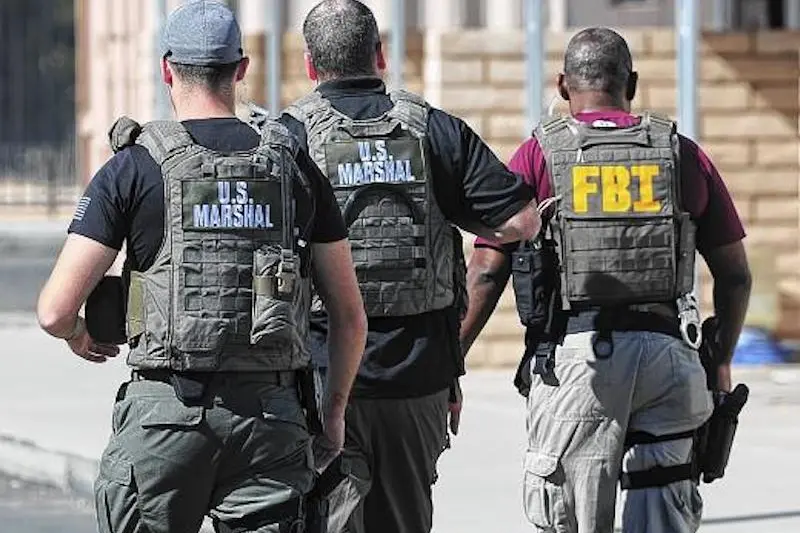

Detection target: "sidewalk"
[2, 317, 799, 532]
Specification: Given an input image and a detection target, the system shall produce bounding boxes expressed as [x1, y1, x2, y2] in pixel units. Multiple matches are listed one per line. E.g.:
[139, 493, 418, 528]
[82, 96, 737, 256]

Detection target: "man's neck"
[568, 92, 629, 116]
[172, 91, 237, 121]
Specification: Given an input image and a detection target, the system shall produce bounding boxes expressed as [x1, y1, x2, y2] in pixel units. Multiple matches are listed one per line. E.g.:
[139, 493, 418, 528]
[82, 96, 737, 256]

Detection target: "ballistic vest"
[515, 113, 696, 319]
[284, 90, 460, 318]
[107, 116, 312, 372]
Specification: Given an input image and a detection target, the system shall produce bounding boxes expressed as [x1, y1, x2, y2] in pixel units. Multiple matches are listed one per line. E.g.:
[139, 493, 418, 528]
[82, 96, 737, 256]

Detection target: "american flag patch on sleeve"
[73, 196, 91, 221]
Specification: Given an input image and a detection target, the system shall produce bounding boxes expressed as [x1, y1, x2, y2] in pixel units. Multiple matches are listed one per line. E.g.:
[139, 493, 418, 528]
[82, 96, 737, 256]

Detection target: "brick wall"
[433, 28, 800, 366]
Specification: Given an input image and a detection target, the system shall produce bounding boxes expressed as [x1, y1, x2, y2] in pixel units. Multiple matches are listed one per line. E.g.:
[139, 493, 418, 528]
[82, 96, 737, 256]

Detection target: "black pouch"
[86, 275, 127, 345]
[510, 238, 559, 328]
[169, 373, 210, 406]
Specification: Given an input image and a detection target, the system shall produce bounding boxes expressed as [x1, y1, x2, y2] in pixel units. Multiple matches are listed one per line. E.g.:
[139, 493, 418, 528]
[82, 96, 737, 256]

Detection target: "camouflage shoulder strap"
[108, 116, 143, 154]
[135, 120, 195, 167]
[388, 89, 429, 136]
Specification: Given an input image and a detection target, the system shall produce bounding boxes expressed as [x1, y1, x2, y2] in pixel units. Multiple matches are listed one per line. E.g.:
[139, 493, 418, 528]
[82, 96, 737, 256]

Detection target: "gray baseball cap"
[161, 0, 243, 66]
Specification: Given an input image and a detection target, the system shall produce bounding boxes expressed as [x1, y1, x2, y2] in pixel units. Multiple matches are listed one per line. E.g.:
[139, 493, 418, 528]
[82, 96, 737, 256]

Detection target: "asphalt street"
[1, 319, 800, 533]
[0, 474, 95, 533]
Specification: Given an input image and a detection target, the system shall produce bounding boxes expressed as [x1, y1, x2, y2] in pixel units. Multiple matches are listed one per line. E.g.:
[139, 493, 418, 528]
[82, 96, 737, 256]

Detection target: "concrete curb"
[0, 434, 98, 500]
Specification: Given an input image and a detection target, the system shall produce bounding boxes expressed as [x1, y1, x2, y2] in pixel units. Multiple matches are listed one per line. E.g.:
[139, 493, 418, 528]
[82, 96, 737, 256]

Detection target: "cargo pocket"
[523, 452, 566, 531]
[251, 246, 300, 347]
[140, 400, 204, 429]
[95, 453, 138, 533]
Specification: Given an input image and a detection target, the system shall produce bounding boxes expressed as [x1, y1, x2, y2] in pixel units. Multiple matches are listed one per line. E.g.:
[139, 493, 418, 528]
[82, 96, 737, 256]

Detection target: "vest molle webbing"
[107, 116, 312, 372]
[534, 112, 696, 311]
[285, 90, 459, 318]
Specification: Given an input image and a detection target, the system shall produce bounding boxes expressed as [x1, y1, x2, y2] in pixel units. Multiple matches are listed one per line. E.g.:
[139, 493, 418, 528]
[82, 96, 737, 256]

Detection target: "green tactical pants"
[523, 331, 714, 533]
[93, 372, 315, 533]
[325, 389, 450, 533]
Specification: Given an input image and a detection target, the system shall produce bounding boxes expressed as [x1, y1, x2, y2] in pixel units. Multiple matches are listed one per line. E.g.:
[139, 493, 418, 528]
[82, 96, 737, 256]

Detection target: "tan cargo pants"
[523, 330, 714, 533]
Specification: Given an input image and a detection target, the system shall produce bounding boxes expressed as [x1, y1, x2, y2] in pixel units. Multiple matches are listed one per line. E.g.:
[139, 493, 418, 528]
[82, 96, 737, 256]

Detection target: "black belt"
[131, 368, 297, 387]
[565, 309, 682, 341]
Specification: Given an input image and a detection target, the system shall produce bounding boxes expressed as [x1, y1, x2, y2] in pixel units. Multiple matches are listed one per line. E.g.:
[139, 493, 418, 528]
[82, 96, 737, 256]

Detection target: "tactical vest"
[284, 90, 462, 318]
[107, 116, 312, 372]
[512, 113, 696, 324]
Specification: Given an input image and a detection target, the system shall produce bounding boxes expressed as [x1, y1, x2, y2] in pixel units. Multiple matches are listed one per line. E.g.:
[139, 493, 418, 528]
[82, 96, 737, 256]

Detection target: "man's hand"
[312, 408, 345, 473]
[448, 378, 463, 436]
[65, 317, 120, 363]
[716, 362, 732, 393]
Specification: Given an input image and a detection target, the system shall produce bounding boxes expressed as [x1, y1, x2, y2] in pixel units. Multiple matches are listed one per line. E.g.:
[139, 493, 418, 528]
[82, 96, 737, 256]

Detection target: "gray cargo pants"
[523, 331, 714, 533]
[325, 389, 450, 533]
[93, 372, 315, 533]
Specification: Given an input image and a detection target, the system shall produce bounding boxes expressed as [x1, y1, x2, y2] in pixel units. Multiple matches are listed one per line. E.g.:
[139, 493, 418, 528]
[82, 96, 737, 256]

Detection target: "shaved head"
[303, 0, 381, 79]
[563, 27, 633, 96]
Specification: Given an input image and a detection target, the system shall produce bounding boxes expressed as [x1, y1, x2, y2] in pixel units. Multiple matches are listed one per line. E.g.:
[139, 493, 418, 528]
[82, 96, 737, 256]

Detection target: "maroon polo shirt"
[475, 110, 746, 255]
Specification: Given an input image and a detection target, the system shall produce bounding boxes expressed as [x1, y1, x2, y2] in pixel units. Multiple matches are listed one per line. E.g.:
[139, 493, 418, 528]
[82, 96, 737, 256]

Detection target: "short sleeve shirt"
[68, 118, 347, 272]
[279, 77, 533, 399]
[475, 111, 746, 255]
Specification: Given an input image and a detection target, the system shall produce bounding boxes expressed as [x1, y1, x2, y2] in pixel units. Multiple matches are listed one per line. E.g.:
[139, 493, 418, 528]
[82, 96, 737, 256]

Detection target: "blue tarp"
[733, 327, 794, 365]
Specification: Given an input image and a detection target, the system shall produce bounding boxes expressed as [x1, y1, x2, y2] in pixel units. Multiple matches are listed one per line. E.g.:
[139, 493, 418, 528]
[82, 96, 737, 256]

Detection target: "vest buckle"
[276, 249, 297, 296]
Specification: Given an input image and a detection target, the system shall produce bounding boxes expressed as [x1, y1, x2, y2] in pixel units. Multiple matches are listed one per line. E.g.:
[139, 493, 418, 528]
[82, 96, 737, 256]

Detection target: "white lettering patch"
[337, 140, 416, 185]
[190, 181, 274, 229]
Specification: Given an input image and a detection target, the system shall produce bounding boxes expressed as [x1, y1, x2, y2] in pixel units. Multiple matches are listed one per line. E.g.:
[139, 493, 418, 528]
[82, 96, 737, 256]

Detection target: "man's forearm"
[713, 275, 752, 364]
[460, 278, 505, 355]
[460, 250, 511, 355]
[324, 313, 367, 416]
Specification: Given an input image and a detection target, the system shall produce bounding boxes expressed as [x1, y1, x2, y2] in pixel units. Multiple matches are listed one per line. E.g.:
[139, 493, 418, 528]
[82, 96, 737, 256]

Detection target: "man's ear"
[304, 51, 318, 82]
[235, 57, 250, 82]
[376, 42, 386, 72]
[557, 73, 569, 101]
[626, 71, 638, 102]
[161, 57, 173, 86]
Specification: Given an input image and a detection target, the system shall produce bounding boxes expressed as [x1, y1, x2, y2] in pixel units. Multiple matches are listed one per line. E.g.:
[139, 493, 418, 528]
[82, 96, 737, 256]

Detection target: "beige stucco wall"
[75, 20, 800, 366]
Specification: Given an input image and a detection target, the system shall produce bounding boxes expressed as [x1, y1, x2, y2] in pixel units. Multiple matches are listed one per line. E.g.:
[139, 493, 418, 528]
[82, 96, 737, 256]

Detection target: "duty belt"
[131, 369, 297, 387]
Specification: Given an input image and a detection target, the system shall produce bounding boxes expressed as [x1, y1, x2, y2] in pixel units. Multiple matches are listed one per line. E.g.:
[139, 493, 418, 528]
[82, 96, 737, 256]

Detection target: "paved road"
[1, 319, 799, 532]
[0, 474, 94, 533]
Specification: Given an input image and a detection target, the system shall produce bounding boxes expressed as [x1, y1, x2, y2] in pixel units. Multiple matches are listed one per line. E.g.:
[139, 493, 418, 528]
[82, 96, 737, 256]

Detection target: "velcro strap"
[625, 429, 695, 448]
[253, 275, 276, 297]
[620, 463, 695, 490]
[126, 272, 146, 341]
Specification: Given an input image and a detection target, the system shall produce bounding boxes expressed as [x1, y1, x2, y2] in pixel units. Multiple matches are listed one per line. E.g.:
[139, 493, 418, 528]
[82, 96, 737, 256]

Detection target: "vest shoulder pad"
[259, 120, 299, 157]
[283, 91, 329, 124]
[108, 116, 143, 153]
[642, 111, 676, 130]
[532, 115, 572, 149]
[388, 89, 429, 135]
[135, 120, 195, 166]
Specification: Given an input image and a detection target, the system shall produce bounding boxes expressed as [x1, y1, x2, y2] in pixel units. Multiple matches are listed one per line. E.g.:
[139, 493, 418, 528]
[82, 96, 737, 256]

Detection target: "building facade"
[74, 0, 800, 364]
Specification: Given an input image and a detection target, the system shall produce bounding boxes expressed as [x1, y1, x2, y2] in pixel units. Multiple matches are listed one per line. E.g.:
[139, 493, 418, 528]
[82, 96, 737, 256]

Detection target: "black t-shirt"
[68, 118, 347, 272]
[279, 77, 532, 399]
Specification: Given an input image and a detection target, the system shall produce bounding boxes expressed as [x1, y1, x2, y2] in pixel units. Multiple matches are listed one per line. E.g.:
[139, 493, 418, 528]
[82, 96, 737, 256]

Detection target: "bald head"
[303, 0, 381, 80]
[562, 27, 634, 100]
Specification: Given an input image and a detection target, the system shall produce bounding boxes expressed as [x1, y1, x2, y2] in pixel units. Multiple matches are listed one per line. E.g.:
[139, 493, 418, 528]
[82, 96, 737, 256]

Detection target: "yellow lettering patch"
[571, 164, 663, 214]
